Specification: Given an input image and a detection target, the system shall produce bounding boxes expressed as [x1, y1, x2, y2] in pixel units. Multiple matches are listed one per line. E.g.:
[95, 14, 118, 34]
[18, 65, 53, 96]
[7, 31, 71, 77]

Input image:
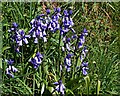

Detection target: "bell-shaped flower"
[30, 52, 43, 69]
[82, 67, 89, 75]
[53, 80, 66, 95]
[7, 59, 14, 65]
[16, 30, 29, 46]
[6, 65, 18, 78]
[81, 62, 89, 75]
[64, 53, 73, 72]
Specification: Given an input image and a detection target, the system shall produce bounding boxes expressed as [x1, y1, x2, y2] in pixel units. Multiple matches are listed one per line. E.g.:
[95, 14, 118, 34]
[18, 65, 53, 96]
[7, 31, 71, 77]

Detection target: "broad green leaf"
[84, 76, 90, 96]
[97, 80, 101, 95]
[2, 46, 11, 52]
[41, 82, 45, 95]
[66, 88, 75, 96]
[105, 90, 118, 95]
[47, 87, 54, 94]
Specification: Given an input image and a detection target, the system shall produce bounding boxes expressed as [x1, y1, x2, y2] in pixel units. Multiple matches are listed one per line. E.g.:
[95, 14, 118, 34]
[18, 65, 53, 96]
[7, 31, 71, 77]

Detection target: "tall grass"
[2, 2, 119, 95]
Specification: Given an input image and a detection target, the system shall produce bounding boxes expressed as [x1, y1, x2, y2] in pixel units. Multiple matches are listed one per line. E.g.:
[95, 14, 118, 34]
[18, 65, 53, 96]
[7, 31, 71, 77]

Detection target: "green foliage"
[2, 2, 119, 96]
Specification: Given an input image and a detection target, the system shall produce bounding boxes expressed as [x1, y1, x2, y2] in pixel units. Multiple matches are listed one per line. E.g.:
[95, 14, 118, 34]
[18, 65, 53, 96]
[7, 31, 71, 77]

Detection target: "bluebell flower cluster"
[64, 53, 73, 72]
[81, 62, 89, 75]
[61, 10, 75, 35]
[29, 7, 62, 43]
[78, 28, 88, 48]
[80, 46, 88, 62]
[70, 28, 89, 75]
[53, 80, 66, 95]
[16, 29, 30, 46]
[61, 27, 89, 75]
[6, 59, 18, 78]
[80, 47, 89, 75]
[30, 52, 43, 69]
[8, 23, 30, 53]
[6, 7, 90, 95]
[28, 8, 75, 45]
[62, 37, 71, 52]
[48, 7, 61, 33]
[29, 15, 47, 43]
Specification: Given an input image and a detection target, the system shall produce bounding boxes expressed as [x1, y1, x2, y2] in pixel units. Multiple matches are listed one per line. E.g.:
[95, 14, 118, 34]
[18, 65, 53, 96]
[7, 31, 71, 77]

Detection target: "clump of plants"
[3, 7, 90, 95]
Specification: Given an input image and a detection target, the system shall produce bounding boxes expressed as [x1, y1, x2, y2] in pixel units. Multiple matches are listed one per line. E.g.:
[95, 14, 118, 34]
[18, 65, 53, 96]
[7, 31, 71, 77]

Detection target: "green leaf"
[47, 87, 54, 94]
[66, 88, 75, 96]
[97, 80, 101, 95]
[41, 82, 45, 95]
[2, 46, 11, 52]
[76, 56, 82, 67]
[84, 76, 90, 96]
[16, 78, 32, 94]
[105, 90, 118, 95]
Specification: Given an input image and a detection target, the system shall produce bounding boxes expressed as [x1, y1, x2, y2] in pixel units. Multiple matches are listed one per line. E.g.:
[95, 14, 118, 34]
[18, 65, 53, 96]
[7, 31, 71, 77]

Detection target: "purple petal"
[19, 40, 22, 46]
[53, 82, 59, 85]
[23, 38, 28, 44]
[34, 38, 38, 43]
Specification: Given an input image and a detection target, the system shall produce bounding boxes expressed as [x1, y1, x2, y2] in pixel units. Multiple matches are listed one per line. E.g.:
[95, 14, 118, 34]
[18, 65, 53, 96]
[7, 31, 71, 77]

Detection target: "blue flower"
[30, 52, 43, 69]
[46, 9, 50, 14]
[8, 22, 18, 32]
[6, 65, 18, 78]
[82, 62, 88, 67]
[78, 28, 88, 49]
[29, 15, 48, 43]
[7, 59, 14, 65]
[78, 34, 85, 48]
[64, 53, 73, 72]
[80, 46, 88, 62]
[69, 10, 73, 15]
[16, 30, 29, 46]
[12, 22, 18, 28]
[81, 62, 89, 75]
[54, 7, 61, 13]
[53, 80, 66, 95]
[61, 10, 75, 35]
[82, 67, 89, 75]
[15, 46, 20, 53]
[83, 28, 88, 36]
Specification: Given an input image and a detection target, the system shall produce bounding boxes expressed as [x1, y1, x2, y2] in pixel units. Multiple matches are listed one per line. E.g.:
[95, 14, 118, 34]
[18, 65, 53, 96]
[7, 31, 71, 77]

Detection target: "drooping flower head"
[53, 80, 66, 95]
[46, 9, 50, 14]
[6, 59, 18, 78]
[7, 59, 14, 65]
[81, 62, 89, 75]
[78, 28, 88, 49]
[29, 14, 48, 43]
[64, 53, 73, 72]
[30, 52, 43, 69]
[16, 29, 29, 46]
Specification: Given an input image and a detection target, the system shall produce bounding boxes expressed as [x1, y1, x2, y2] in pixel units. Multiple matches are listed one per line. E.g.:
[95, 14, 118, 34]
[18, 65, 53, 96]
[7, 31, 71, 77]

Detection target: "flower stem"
[58, 31, 61, 77]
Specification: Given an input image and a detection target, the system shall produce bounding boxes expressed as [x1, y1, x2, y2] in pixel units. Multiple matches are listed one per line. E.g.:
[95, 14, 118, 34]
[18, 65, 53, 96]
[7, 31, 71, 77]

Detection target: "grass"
[1, 2, 120, 96]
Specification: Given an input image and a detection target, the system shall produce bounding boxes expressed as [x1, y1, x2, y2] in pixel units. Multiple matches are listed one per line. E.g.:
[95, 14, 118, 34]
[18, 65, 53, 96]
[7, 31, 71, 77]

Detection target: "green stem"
[33, 74, 35, 96]
[30, 2, 32, 19]
[72, 55, 76, 79]
[22, 46, 24, 67]
[58, 31, 61, 77]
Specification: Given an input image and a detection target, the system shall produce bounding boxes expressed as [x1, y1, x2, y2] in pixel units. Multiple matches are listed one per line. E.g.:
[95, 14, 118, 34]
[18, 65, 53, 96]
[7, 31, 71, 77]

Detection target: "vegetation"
[1, 2, 120, 96]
